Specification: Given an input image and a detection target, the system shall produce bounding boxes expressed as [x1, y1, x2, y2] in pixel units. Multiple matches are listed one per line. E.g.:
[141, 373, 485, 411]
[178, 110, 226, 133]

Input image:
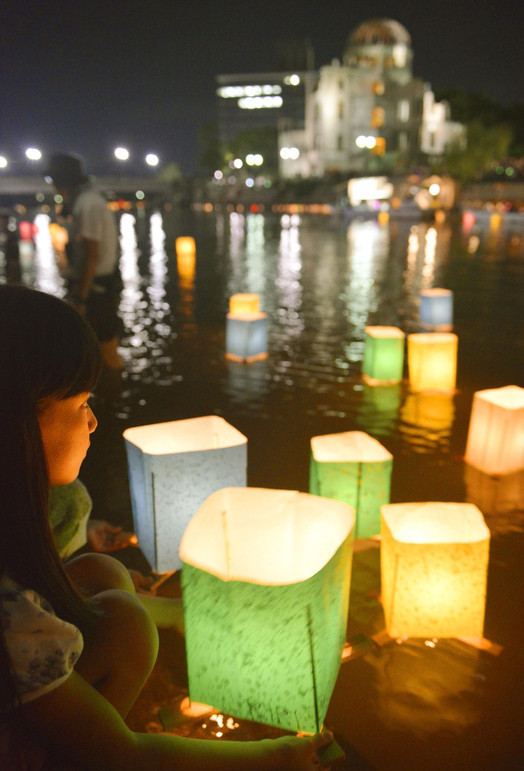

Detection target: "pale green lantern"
[309, 430, 393, 539]
[179, 487, 355, 734]
[362, 326, 405, 385]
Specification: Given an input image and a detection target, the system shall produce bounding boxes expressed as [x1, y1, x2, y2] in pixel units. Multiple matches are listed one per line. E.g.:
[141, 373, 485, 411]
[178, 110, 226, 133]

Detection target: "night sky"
[2, 0, 522, 174]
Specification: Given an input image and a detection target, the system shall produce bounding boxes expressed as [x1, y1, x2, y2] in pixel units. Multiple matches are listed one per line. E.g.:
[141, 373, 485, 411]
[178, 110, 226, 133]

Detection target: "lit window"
[373, 82, 385, 95]
[398, 100, 410, 122]
[372, 107, 385, 127]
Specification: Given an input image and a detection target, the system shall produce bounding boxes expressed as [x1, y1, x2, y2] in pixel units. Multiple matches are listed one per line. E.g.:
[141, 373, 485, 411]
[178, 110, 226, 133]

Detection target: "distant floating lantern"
[229, 293, 260, 315]
[464, 385, 524, 476]
[180, 486, 355, 734]
[310, 430, 392, 539]
[362, 326, 405, 385]
[226, 293, 268, 362]
[407, 332, 458, 393]
[175, 236, 196, 256]
[381, 502, 490, 638]
[419, 288, 453, 330]
[123, 416, 247, 572]
[175, 237, 196, 284]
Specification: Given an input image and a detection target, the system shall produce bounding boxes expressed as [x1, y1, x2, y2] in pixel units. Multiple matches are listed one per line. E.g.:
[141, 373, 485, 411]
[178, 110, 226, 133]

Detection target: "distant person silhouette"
[45, 152, 123, 370]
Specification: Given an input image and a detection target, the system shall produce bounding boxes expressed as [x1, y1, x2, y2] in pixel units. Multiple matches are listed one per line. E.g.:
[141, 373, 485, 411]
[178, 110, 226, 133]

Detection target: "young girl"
[0, 285, 334, 770]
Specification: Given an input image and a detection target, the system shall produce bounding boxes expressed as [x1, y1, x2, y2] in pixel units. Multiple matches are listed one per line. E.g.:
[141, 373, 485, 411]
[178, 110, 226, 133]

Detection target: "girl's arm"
[23, 670, 333, 771]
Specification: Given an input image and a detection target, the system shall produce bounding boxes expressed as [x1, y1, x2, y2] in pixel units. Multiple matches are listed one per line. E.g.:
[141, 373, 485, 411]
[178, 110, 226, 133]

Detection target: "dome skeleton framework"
[348, 18, 412, 47]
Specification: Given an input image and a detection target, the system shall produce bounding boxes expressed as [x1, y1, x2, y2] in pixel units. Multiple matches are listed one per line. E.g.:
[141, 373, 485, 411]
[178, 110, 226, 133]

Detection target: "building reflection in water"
[33, 213, 65, 295]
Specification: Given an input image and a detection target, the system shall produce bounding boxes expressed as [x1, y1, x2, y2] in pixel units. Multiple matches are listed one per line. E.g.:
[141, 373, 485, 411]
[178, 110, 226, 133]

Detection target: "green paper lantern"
[180, 487, 354, 734]
[310, 430, 393, 539]
[362, 326, 405, 385]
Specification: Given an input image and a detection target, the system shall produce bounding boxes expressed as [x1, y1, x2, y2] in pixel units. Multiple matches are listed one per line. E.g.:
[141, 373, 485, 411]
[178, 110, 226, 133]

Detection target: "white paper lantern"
[464, 385, 524, 476]
[419, 288, 453, 330]
[381, 502, 490, 638]
[225, 312, 268, 362]
[123, 416, 247, 571]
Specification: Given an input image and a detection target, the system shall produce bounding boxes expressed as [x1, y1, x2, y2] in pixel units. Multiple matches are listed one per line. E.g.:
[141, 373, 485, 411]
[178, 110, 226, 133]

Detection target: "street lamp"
[145, 153, 159, 167]
[0, 156, 7, 169]
[25, 147, 42, 161]
[114, 147, 130, 161]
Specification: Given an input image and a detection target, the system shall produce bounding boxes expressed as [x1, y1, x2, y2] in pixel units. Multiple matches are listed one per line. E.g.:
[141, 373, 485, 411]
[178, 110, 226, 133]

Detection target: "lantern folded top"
[364, 326, 405, 339]
[179, 487, 354, 585]
[475, 384, 524, 409]
[311, 430, 393, 463]
[420, 288, 452, 298]
[229, 293, 260, 315]
[122, 415, 247, 455]
[381, 501, 490, 544]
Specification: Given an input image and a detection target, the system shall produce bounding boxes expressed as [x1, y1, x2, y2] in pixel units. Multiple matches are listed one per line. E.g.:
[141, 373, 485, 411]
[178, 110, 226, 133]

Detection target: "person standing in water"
[45, 152, 123, 370]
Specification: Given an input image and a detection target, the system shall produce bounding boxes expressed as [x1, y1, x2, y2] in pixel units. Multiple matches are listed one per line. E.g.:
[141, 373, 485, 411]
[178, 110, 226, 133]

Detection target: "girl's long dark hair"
[0, 285, 103, 710]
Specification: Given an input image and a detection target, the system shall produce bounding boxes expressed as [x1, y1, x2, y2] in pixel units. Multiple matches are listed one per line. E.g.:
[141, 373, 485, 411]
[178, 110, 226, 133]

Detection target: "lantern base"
[362, 373, 403, 386]
[225, 351, 269, 364]
[419, 322, 454, 332]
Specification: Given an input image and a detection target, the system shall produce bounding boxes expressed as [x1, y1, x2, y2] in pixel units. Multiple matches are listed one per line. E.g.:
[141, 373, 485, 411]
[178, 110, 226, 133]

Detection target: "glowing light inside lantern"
[229, 293, 260, 315]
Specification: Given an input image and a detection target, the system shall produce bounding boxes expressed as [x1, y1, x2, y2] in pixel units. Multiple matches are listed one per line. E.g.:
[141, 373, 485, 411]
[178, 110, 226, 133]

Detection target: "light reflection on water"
[11, 206, 524, 516]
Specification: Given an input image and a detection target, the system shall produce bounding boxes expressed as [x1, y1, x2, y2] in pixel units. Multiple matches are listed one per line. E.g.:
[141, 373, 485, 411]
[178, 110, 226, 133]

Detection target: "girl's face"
[38, 392, 97, 485]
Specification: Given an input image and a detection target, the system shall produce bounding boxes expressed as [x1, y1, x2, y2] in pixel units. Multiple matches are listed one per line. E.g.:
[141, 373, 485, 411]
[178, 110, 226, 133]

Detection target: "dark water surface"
[12, 207, 524, 768]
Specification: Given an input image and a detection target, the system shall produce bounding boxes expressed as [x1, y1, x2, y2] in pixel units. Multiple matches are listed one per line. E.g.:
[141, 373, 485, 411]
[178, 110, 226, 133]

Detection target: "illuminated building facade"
[216, 19, 464, 178]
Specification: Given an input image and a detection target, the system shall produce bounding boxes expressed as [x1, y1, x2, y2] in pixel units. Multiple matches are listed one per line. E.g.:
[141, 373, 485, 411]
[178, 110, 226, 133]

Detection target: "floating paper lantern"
[407, 332, 458, 393]
[419, 288, 453, 330]
[175, 236, 196, 256]
[180, 486, 355, 734]
[225, 312, 268, 362]
[464, 385, 524, 476]
[309, 430, 392, 539]
[123, 416, 247, 572]
[362, 326, 405, 385]
[229, 293, 260, 315]
[381, 502, 490, 638]
[175, 237, 196, 285]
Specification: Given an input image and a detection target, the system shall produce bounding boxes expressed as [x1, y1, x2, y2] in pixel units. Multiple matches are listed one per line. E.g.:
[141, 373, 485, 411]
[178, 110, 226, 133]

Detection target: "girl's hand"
[271, 730, 340, 770]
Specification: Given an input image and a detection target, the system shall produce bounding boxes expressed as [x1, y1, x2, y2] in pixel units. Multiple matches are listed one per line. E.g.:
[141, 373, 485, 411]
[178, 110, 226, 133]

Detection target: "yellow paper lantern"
[381, 502, 490, 638]
[175, 236, 196, 256]
[180, 487, 354, 734]
[229, 293, 260, 315]
[310, 430, 393, 539]
[464, 385, 524, 476]
[123, 416, 247, 571]
[362, 326, 405, 385]
[407, 332, 458, 393]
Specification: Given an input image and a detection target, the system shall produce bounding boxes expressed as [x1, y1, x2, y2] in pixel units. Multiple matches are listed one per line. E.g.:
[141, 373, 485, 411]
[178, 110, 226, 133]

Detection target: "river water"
[6, 205, 524, 768]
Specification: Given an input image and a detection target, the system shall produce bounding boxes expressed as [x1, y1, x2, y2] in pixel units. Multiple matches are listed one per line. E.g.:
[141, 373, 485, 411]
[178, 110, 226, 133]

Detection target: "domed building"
[214, 18, 464, 179]
[278, 18, 464, 178]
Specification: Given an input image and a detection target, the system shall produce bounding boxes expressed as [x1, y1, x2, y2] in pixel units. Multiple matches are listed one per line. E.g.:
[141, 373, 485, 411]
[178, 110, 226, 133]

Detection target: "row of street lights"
[0, 147, 160, 171]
